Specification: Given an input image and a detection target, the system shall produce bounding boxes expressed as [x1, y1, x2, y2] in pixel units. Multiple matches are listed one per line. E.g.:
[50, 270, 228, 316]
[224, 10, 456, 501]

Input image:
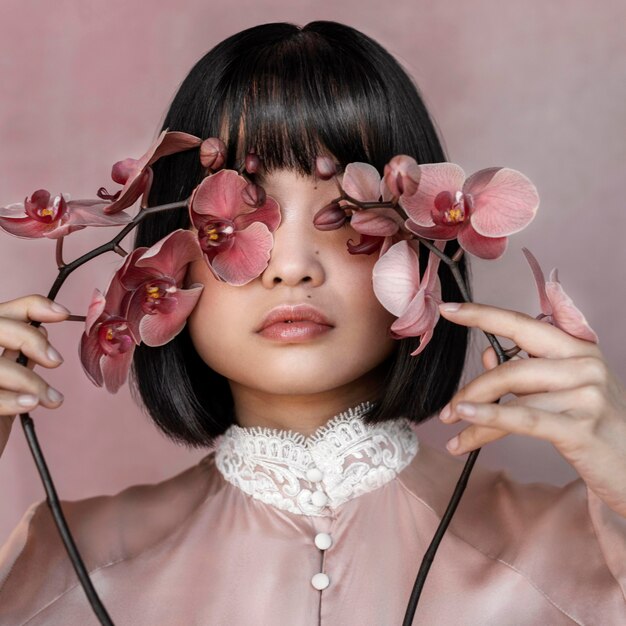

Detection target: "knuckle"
[581, 356, 608, 384]
[520, 409, 540, 432]
[25, 325, 49, 352]
[579, 384, 606, 410]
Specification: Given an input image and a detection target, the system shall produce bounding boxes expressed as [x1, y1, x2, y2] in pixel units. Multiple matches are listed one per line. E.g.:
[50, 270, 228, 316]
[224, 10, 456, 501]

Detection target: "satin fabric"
[0, 428, 624, 624]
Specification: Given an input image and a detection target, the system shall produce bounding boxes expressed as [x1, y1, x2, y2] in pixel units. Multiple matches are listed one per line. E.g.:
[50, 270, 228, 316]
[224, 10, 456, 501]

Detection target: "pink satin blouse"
[0, 402, 624, 625]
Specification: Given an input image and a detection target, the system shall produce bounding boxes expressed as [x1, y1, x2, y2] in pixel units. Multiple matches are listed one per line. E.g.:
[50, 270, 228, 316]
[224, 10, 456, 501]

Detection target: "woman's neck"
[229, 369, 384, 436]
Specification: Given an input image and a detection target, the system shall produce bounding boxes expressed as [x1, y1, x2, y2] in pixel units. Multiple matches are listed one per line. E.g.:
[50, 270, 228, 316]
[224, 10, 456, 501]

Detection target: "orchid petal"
[521, 247, 552, 316]
[0, 202, 30, 217]
[404, 219, 459, 240]
[79, 331, 105, 387]
[84, 289, 107, 335]
[372, 240, 421, 316]
[457, 224, 508, 259]
[234, 194, 281, 232]
[148, 131, 202, 165]
[346, 234, 384, 255]
[0, 216, 55, 238]
[134, 230, 202, 277]
[351, 208, 401, 236]
[190, 169, 248, 221]
[210, 221, 273, 285]
[465, 167, 539, 237]
[115, 248, 151, 293]
[44, 222, 86, 239]
[138, 284, 204, 347]
[67, 201, 133, 227]
[103, 171, 150, 214]
[410, 328, 435, 356]
[342, 163, 382, 202]
[100, 346, 135, 393]
[545, 281, 599, 343]
[400, 163, 466, 227]
[390, 290, 440, 341]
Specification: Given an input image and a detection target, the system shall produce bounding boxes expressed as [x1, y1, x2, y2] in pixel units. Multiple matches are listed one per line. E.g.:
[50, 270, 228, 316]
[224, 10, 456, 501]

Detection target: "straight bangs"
[217, 32, 392, 176]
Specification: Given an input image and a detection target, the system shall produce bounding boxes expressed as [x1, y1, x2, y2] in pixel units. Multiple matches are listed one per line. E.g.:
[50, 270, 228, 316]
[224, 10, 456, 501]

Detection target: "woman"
[0, 21, 624, 625]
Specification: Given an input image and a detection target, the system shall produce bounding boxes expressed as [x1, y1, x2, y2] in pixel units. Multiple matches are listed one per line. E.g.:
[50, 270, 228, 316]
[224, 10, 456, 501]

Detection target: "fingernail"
[50, 302, 70, 314]
[17, 394, 39, 407]
[446, 436, 460, 452]
[46, 345, 63, 363]
[456, 402, 476, 416]
[439, 403, 451, 421]
[439, 302, 461, 312]
[47, 387, 64, 403]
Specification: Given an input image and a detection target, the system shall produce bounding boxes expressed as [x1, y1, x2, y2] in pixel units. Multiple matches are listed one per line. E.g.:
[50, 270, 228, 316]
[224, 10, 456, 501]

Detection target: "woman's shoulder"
[398, 441, 626, 603]
[0, 451, 221, 598]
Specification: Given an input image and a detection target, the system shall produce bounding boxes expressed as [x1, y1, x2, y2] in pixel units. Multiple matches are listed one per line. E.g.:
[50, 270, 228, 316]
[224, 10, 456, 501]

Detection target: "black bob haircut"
[131, 21, 472, 448]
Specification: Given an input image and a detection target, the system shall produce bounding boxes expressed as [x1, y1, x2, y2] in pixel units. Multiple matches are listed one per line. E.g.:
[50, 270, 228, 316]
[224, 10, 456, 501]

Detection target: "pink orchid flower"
[402, 163, 539, 260]
[0, 189, 131, 239]
[522, 247, 599, 343]
[100, 130, 202, 214]
[341, 162, 405, 255]
[188, 169, 281, 285]
[79, 274, 138, 393]
[117, 230, 204, 346]
[372, 239, 445, 355]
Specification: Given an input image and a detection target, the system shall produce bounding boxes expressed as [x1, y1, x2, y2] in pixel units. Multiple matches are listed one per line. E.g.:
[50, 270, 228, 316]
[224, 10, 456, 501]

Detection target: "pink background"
[1, 1, 624, 543]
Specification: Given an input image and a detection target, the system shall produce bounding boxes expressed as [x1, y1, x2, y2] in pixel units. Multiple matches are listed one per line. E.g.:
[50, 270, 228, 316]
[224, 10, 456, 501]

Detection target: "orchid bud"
[242, 182, 266, 208]
[111, 158, 137, 185]
[200, 137, 227, 170]
[315, 156, 337, 180]
[245, 152, 261, 174]
[313, 202, 348, 230]
[383, 155, 421, 197]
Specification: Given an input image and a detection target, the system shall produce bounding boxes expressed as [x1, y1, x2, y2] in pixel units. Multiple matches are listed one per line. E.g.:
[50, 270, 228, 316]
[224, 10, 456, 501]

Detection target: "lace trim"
[214, 401, 418, 517]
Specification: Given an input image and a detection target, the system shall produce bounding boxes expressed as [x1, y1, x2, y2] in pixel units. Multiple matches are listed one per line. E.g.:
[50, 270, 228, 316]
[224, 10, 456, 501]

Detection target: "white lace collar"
[214, 401, 418, 517]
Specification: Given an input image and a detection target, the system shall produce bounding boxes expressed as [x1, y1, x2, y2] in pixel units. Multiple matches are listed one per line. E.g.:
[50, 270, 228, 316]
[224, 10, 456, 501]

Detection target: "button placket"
[309, 487, 334, 591]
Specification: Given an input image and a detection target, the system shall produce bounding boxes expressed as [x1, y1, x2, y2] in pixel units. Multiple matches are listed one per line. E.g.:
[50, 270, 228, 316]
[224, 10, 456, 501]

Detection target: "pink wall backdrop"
[1, 0, 625, 542]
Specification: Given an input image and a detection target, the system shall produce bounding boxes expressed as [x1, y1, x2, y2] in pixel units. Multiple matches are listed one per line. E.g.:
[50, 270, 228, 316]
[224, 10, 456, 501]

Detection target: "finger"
[0, 389, 41, 416]
[439, 302, 600, 360]
[1, 325, 48, 370]
[0, 319, 63, 368]
[0, 295, 70, 323]
[445, 401, 574, 455]
[0, 359, 63, 409]
[439, 355, 606, 423]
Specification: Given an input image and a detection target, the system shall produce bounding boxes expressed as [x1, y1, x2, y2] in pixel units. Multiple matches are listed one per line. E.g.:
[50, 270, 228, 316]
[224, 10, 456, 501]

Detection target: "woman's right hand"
[0, 295, 70, 458]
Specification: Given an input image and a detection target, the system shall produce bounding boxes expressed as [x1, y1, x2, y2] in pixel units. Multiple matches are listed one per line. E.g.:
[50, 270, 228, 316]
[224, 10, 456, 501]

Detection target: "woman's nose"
[260, 216, 326, 289]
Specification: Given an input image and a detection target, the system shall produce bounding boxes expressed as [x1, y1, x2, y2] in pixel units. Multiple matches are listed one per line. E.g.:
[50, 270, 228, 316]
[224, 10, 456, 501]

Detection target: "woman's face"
[185, 168, 397, 410]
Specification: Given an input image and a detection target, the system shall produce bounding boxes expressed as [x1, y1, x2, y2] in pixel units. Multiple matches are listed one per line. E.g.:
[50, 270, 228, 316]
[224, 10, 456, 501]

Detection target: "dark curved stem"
[19, 413, 115, 625]
[402, 241, 510, 625]
[14, 198, 187, 625]
[55, 237, 65, 269]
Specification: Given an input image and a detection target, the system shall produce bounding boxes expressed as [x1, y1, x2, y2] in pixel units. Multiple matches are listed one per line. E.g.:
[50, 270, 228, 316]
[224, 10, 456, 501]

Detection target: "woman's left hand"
[437, 302, 626, 518]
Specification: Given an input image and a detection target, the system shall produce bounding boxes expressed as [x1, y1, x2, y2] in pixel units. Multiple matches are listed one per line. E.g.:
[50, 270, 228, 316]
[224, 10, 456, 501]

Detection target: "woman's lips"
[256, 304, 334, 342]
[258, 320, 333, 342]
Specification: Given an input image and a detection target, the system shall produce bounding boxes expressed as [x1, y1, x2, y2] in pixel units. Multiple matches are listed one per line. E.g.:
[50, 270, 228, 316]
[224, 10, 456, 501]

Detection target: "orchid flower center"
[25, 194, 66, 224]
[140, 279, 178, 315]
[97, 318, 134, 356]
[432, 190, 474, 226]
[199, 218, 235, 249]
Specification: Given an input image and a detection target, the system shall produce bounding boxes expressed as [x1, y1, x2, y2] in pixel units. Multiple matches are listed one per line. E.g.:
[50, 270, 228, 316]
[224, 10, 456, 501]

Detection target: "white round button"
[311, 572, 330, 590]
[306, 467, 323, 482]
[314, 532, 333, 550]
[311, 490, 328, 507]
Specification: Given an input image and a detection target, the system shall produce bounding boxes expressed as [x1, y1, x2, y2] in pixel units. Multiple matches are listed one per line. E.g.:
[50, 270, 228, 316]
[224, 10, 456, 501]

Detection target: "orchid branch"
[14, 198, 188, 626]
